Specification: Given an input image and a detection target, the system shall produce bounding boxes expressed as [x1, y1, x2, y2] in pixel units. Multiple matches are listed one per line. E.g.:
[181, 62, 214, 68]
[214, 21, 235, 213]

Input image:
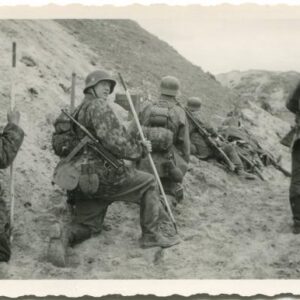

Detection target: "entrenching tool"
[118, 73, 178, 234]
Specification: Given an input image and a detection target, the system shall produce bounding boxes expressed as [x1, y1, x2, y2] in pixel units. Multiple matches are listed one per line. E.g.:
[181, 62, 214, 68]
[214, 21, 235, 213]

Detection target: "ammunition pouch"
[78, 162, 100, 196]
[143, 126, 174, 152]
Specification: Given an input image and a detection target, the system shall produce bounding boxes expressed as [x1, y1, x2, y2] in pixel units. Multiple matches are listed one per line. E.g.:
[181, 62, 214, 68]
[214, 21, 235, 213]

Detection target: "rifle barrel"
[177, 100, 235, 171]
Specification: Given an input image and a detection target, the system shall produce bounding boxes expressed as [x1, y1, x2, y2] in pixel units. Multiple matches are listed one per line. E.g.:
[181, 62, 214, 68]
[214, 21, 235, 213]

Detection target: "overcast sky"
[129, 5, 300, 74]
[1, 3, 300, 75]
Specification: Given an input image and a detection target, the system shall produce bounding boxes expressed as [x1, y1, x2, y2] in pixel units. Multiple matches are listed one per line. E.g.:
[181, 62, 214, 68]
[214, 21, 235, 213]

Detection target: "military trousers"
[67, 169, 161, 244]
[191, 138, 243, 171]
[0, 186, 10, 262]
[221, 144, 243, 171]
[290, 140, 300, 223]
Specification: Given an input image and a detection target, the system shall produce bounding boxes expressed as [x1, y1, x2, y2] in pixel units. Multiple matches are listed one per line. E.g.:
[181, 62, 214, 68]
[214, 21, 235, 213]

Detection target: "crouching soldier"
[187, 97, 256, 179]
[133, 76, 190, 206]
[50, 70, 180, 266]
[0, 108, 24, 262]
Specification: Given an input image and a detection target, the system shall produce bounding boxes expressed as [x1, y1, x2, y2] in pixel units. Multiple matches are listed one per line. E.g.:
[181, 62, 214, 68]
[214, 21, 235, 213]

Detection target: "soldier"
[219, 113, 265, 171]
[186, 97, 256, 179]
[0, 108, 24, 262]
[285, 82, 300, 234]
[50, 70, 180, 265]
[134, 76, 190, 206]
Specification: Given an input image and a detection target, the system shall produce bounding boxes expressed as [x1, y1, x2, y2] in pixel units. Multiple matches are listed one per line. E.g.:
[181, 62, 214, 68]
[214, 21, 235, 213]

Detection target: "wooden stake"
[9, 42, 17, 242]
[70, 72, 76, 113]
[118, 73, 178, 233]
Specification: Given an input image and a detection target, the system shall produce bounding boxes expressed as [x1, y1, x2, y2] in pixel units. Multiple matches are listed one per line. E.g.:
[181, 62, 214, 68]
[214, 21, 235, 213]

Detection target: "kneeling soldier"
[50, 70, 180, 266]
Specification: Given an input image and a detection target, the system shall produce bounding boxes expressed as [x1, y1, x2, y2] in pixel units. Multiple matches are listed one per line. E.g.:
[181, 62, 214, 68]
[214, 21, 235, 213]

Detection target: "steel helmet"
[160, 76, 180, 97]
[83, 70, 116, 94]
[187, 97, 202, 111]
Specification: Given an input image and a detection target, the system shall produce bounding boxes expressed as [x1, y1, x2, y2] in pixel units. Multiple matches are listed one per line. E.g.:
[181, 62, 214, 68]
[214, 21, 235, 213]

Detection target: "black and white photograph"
[0, 1, 299, 295]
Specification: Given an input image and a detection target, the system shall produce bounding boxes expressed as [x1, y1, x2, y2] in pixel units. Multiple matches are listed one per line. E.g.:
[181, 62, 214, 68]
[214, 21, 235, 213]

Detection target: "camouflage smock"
[0, 122, 24, 261]
[0, 123, 24, 169]
[73, 94, 144, 186]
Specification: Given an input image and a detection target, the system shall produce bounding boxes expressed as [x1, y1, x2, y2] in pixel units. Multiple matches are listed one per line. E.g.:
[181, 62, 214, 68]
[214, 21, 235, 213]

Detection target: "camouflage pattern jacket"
[0, 122, 24, 200]
[0, 123, 24, 170]
[0, 122, 24, 249]
[72, 94, 145, 185]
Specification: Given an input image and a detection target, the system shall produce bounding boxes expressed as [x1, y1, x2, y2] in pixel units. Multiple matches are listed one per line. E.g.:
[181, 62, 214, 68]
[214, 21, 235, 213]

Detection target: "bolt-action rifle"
[176, 100, 236, 172]
[235, 148, 265, 181]
[256, 147, 291, 177]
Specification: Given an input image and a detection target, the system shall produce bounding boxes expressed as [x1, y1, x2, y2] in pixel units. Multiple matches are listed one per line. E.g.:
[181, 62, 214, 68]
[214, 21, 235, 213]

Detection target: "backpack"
[144, 103, 175, 152]
[139, 102, 187, 180]
[52, 104, 83, 157]
[52, 103, 101, 194]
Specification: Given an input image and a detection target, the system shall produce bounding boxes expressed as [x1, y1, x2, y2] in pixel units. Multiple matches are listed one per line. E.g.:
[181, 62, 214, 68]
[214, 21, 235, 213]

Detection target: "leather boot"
[293, 220, 300, 234]
[47, 222, 68, 268]
[290, 196, 300, 234]
[140, 232, 181, 249]
[67, 223, 92, 247]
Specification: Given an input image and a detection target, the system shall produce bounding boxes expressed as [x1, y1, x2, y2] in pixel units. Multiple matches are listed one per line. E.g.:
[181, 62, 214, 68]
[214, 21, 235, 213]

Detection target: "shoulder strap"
[61, 136, 90, 164]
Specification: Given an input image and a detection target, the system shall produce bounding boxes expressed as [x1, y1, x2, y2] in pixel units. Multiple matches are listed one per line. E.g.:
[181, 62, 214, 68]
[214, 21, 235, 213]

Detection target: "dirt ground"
[0, 20, 297, 279]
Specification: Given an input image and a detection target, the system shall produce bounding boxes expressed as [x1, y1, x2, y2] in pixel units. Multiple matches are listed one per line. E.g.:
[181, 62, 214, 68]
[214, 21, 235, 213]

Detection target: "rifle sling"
[61, 136, 90, 164]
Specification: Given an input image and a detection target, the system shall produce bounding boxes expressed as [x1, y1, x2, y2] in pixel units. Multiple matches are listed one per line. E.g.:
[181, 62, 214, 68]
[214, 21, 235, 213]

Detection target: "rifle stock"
[176, 100, 236, 172]
[237, 150, 265, 181]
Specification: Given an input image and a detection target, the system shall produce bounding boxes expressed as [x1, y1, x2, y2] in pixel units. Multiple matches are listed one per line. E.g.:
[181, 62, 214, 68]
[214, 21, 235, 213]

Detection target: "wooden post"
[70, 72, 76, 113]
[118, 73, 177, 233]
[9, 42, 17, 242]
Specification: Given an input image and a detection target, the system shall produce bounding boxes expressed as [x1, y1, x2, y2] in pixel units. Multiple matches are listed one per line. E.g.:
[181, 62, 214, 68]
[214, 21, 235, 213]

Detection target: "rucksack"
[143, 103, 175, 152]
[52, 105, 83, 157]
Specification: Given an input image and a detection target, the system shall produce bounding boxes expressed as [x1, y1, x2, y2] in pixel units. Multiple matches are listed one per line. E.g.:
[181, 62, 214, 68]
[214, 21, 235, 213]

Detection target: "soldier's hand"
[7, 109, 20, 126]
[141, 139, 152, 154]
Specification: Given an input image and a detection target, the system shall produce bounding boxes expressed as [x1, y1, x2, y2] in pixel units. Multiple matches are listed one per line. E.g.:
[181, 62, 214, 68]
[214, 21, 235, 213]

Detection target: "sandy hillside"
[216, 70, 300, 124]
[0, 20, 297, 279]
